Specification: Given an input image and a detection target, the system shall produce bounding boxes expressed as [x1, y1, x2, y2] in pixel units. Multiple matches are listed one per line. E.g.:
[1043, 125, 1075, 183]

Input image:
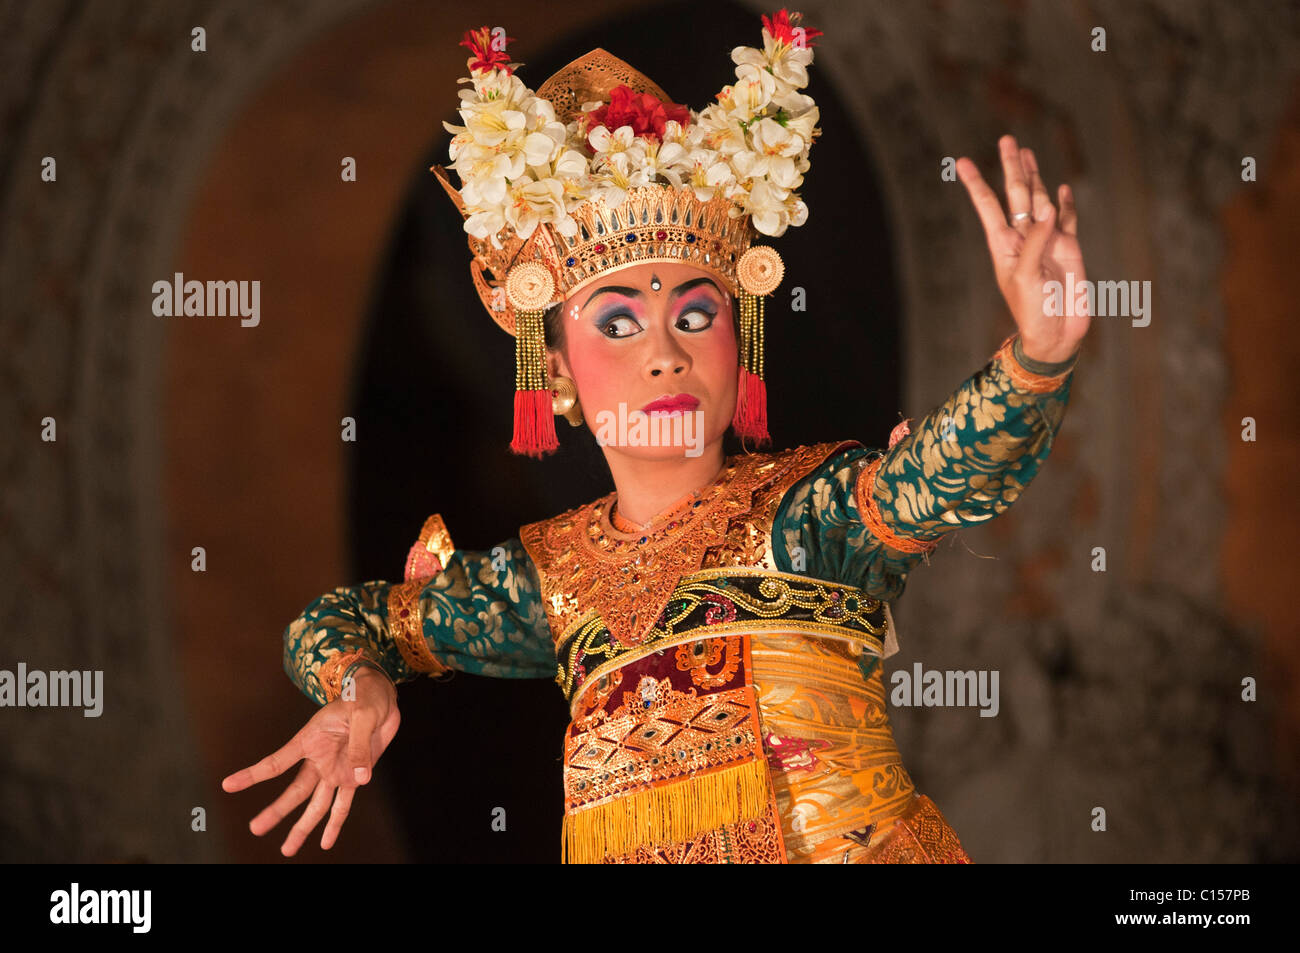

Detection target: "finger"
[248, 760, 319, 837]
[1014, 201, 1057, 281]
[1059, 183, 1078, 237]
[348, 707, 379, 784]
[1000, 135, 1032, 227]
[280, 778, 334, 857]
[221, 733, 305, 792]
[1021, 148, 1053, 217]
[320, 785, 357, 851]
[955, 158, 1014, 253]
[377, 705, 402, 750]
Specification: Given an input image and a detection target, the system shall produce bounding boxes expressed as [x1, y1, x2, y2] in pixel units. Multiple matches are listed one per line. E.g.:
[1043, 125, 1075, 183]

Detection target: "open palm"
[221, 687, 400, 856]
[956, 134, 1090, 365]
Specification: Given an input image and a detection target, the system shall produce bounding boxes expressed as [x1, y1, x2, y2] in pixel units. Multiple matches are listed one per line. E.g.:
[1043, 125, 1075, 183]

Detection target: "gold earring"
[550, 376, 584, 427]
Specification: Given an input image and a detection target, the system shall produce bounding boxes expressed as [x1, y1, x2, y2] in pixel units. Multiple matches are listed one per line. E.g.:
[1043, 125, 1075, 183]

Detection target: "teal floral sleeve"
[773, 333, 1077, 600]
[283, 537, 555, 706]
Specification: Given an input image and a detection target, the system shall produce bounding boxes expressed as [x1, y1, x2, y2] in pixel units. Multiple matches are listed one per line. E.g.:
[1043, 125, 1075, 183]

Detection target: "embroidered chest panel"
[557, 568, 892, 864]
[519, 440, 858, 653]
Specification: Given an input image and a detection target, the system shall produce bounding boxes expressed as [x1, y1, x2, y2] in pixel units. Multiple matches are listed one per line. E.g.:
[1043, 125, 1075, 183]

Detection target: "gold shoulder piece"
[404, 513, 456, 582]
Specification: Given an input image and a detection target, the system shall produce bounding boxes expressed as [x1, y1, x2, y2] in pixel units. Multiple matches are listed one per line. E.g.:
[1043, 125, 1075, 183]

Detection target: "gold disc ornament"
[505, 261, 557, 312]
[736, 245, 784, 296]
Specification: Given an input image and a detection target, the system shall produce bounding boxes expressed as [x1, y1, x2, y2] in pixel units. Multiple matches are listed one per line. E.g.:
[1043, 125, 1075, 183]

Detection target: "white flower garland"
[442, 21, 820, 250]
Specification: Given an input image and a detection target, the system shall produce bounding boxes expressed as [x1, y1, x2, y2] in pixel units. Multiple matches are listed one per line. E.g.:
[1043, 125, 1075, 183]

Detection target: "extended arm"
[283, 537, 555, 706]
[774, 331, 1076, 601]
[863, 331, 1075, 542]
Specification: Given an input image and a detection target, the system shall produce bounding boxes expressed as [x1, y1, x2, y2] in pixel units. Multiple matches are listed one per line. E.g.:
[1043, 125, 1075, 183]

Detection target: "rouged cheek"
[564, 339, 632, 409]
[697, 319, 739, 379]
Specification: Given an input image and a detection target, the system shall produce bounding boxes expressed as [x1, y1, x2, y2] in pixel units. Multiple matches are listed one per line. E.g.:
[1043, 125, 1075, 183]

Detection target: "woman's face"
[548, 261, 738, 462]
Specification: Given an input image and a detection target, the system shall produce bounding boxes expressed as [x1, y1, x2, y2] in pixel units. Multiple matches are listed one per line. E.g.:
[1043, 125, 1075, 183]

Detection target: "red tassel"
[510, 389, 558, 458]
[731, 365, 770, 446]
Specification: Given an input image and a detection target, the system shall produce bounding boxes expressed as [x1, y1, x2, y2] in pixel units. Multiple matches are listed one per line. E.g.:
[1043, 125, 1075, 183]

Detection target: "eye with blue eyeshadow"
[592, 294, 720, 339]
[599, 313, 643, 338]
[675, 298, 717, 332]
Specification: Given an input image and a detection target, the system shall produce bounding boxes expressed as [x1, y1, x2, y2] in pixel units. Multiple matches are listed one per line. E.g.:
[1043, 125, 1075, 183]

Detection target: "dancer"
[223, 9, 1088, 863]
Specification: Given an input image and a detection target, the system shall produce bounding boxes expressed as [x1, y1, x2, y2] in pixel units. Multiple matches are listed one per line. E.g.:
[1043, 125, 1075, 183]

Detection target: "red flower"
[583, 85, 691, 143]
[762, 8, 823, 48]
[458, 26, 516, 74]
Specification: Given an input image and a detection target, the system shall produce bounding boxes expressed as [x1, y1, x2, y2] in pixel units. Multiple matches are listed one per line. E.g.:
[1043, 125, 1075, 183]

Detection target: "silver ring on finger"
[1011, 211, 1031, 224]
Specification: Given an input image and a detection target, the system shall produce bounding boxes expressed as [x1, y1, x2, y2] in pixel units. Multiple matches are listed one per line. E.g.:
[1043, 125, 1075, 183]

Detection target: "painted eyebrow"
[582, 277, 723, 313]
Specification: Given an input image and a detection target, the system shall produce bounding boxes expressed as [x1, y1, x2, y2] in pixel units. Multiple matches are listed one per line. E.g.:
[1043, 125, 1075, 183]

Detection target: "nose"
[644, 341, 690, 378]
[643, 320, 691, 379]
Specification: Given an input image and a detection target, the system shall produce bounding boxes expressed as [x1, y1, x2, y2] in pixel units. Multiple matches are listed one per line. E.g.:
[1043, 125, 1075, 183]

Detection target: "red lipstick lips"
[641, 394, 700, 414]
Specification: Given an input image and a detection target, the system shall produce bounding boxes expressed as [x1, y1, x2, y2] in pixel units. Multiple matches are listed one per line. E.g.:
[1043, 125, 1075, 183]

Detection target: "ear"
[547, 347, 571, 383]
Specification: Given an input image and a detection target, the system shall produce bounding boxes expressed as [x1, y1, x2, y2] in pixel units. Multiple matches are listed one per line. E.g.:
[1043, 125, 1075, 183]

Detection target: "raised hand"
[221, 666, 400, 856]
[956, 134, 1090, 365]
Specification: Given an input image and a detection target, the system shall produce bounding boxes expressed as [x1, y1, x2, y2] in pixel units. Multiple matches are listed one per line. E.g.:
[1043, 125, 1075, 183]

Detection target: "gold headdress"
[433, 12, 822, 455]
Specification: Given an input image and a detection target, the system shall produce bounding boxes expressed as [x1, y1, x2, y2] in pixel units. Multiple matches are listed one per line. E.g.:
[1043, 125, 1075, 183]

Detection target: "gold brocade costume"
[520, 442, 970, 864]
[284, 334, 1078, 863]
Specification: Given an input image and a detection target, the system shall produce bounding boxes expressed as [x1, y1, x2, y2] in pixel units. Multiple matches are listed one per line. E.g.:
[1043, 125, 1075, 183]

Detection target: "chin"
[584, 396, 735, 462]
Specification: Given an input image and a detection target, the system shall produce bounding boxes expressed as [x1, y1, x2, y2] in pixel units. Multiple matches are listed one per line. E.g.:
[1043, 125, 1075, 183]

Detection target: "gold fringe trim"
[562, 759, 773, 864]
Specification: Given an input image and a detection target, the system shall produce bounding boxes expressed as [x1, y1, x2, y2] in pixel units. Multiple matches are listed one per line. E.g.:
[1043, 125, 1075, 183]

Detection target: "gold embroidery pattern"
[855, 794, 972, 863]
[566, 681, 759, 807]
[561, 631, 786, 863]
[675, 635, 742, 689]
[602, 806, 786, 864]
[319, 649, 367, 703]
[387, 577, 451, 676]
[520, 442, 856, 648]
[555, 567, 888, 709]
[577, 668, 621, 719]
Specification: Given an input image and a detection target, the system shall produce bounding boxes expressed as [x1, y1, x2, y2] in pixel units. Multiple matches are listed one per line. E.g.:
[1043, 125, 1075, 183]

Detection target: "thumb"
[347, 708, 377, 784]
[1015, 202, 1056, 280]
